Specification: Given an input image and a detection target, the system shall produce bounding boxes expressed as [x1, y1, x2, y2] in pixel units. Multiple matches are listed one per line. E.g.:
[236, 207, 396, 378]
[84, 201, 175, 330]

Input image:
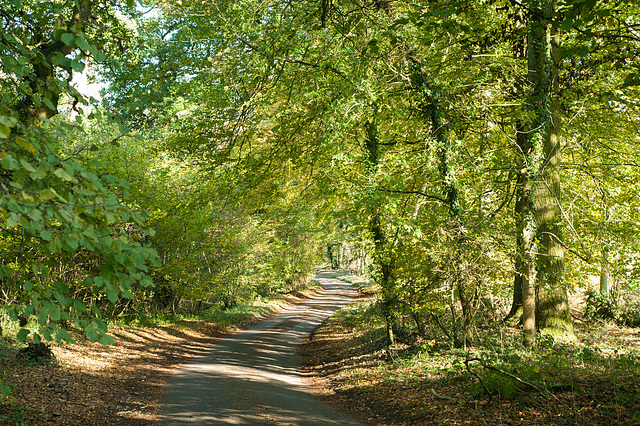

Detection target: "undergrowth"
[311, 298, 640, 424]
[113, 301, 277, 329]
[584, 289, 640, 327]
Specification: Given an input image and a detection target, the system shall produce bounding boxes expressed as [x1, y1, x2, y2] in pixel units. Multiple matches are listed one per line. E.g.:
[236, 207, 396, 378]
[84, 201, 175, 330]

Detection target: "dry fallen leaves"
[3, 324, 222, 425]
[4, 287, 639, 426]
[299, 298, 640, 426]
[1, 293, 311, 425]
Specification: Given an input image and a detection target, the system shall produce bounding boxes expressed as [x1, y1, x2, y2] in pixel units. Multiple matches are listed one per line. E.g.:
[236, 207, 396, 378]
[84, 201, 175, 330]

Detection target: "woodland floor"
[2, 283, 640, 425]
[0, 294, 307, 425]
[299, 295, 640, 425]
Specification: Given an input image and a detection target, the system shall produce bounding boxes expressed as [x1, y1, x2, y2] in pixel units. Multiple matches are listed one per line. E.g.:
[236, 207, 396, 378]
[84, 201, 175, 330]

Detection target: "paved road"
[160, 274, 361, 425]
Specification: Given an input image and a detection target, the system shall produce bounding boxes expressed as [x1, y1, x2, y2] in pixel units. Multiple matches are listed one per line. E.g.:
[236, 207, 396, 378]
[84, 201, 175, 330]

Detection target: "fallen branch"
[466, 357, 559, 401]
[464, 357, 493, 407]
[430, 388, 457, 403]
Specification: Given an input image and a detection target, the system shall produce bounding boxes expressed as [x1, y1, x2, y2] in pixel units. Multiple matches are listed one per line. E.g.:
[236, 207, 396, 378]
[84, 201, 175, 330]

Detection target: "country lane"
[159, 273, 362, 425]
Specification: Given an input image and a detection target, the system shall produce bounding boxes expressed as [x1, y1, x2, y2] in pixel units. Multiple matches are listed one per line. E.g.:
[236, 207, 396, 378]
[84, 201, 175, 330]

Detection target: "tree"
[94, 0, 640, 349]
[0, 0, 157, 346]
[99, 6, 203, 127]
[558, 0, 640, 305]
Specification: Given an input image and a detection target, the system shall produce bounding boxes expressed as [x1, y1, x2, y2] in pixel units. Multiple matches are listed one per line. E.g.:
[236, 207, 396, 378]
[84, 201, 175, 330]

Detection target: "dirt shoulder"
[0, 292, 314, 425]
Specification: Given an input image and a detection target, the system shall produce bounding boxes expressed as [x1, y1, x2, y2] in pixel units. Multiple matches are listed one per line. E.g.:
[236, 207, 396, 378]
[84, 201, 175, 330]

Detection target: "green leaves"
[17, 329, 30, 342]
[1, 154, 19, 171]
[0, 124, 11, 138]
[2, 104, 158, 347]
[0, 116, 18, 138]
[61, 32, 75, 46]
[54, 167, 74, 182]
[622, 67, 640, 88]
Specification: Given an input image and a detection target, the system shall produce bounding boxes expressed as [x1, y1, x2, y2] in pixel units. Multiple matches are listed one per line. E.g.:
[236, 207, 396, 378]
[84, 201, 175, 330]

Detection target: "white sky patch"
[72, 69, 103, 102]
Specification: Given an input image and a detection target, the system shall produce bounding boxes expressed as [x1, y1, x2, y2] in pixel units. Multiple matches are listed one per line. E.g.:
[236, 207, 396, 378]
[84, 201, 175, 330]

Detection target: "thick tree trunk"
[521, 174, 538, 347]
[531, 0, 575, 340]
[504, 272, 523, 326]
[517, 0, 551, 347]
[505, 5, 531, 333]
[600, 200, 610, 297]
[600, 247, 610, 297]
[513, 83, 540, 347]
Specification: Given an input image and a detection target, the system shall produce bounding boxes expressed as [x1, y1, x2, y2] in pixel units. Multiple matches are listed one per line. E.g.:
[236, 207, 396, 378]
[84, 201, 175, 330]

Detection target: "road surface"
[160, 274, 362, 425]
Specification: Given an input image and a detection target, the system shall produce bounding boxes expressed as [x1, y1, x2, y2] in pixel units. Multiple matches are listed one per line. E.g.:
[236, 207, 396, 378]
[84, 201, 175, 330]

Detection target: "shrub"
[583, 289, 640, 328]
[583, 289, 618, 323]
[619, 302, 640, 328]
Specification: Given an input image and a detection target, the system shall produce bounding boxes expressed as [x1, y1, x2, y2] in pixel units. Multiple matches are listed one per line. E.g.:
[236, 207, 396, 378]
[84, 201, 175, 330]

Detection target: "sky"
[72, 67, 104, 102]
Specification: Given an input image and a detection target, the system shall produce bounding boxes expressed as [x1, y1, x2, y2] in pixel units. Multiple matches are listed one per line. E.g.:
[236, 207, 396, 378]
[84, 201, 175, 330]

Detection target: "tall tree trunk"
[519, 145, 538, 347]
[511, 121, 538, 348]
[411, 62, 470, 344]
[505, 7, 528, 328]
[531, 0, 575, 340]
[600, 247, 610, 297]
[511, 42, 541, 346]
[517, 0, 553, 347]
[505, 160, 526, 326]
[505, 272, 523, 326]
[364, 117, 397, 345]
[599, 195, 610, 297]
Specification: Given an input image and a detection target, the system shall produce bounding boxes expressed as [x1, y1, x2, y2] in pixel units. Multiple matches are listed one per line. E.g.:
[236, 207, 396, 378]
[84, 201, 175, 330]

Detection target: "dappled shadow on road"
[159, 276, 361, 425]
[4, 278, 354, 425]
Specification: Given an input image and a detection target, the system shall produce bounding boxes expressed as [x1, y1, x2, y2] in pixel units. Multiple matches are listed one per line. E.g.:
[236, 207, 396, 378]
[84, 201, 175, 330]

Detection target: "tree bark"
[364, 117, 397, 345]
[504, 272, 523, 326]
[521, 164, 538, 347]
[531, 0, 574, 340]
[505, 163, 526, 325]
[599, 196, 610, 297]
[517, 0, 552, 347]
[600, 247, 610, 297]
[505, 7, 528, 328]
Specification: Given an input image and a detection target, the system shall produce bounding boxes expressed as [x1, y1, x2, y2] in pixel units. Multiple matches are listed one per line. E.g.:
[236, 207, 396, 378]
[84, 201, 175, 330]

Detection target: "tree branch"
[380, 188, 447, 203]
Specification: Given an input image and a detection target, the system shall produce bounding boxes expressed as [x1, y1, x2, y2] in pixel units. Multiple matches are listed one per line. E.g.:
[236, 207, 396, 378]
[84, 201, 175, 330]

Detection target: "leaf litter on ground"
[2, 280, 639, 425]
[298, 290, 640, 425]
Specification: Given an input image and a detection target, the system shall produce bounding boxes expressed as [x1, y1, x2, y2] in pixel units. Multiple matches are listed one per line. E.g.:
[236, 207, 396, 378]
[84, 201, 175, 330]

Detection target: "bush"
[583, 289, 618, 323]
[619, 303, 640, 328]
[468, 356, 543, 400]
[584, 289, 640, 328]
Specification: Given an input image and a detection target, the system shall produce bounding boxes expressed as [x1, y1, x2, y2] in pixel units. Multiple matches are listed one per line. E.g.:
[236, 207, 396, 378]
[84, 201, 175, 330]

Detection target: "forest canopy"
[2, 0, 640, 356]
